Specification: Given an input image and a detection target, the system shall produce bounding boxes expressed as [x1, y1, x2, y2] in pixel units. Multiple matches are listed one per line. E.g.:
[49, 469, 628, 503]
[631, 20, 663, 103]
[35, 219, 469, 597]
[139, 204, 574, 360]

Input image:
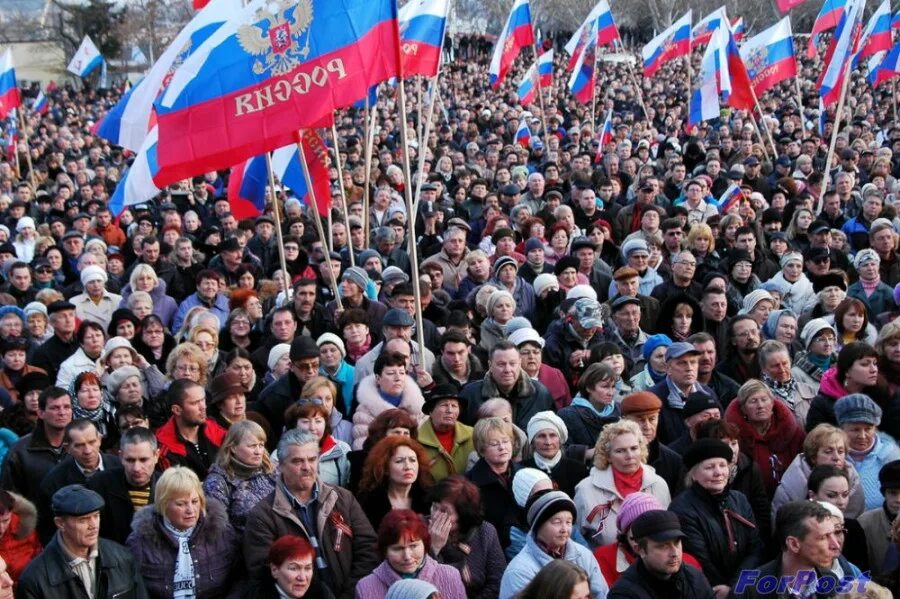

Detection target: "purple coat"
[202, 462, 277, 534]
[126, 499, 240, 599]
[119, 278, 179, 330]
[354, 555, 466, 599]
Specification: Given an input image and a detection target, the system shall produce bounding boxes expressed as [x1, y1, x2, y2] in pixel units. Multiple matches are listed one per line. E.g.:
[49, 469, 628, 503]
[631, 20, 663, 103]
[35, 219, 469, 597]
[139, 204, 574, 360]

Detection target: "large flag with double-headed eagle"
[739, 17, 797, 96]
[692, 7, 728, 48]
[398, 0, 449, 78]
[488, 0, 535, 88]
[642, 11, 692, 77]
[0, 49, 21, 120]
[564, 1, 619, 70]
[96, 0, 243, 152]
[154, 0, 401, 184]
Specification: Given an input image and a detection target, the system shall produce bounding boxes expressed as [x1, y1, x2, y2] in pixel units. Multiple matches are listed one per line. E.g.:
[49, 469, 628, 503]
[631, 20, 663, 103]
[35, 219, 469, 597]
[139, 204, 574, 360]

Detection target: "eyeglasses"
[294, 360, 319, 371]
[175, 364, 200, 374]
[814, 335, 837, 344]
[675, 260, 696, 267]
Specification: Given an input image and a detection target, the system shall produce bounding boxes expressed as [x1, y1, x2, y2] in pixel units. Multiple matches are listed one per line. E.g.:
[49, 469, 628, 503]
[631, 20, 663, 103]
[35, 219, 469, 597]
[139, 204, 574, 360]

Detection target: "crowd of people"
[0, 25, 899, 599]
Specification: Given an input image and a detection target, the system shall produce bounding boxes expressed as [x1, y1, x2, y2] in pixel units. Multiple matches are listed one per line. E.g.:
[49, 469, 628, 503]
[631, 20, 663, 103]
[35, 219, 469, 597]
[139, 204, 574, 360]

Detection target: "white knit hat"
[739, 289, 774, 315]
[800, 318, 835, 349]
[512, 468, 551, 508]
[101, 336, 137, 364]
[566, 284, 598, 301]
[316, 332, 346, 358]
[533, 273, 559, 297]
[15, 216, 34, 232]
[385, 580, 440, 599]
[24, 301, 47, 318]
[527, 411, 569, 445]
[509, 327, 544, 348]
[267, 343, 291, 370]
[80, 265, 108, 286]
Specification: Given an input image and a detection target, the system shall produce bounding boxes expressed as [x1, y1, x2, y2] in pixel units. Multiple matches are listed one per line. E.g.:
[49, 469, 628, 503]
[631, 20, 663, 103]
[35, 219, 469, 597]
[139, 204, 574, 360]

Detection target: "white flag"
[67, 36, 103, 77]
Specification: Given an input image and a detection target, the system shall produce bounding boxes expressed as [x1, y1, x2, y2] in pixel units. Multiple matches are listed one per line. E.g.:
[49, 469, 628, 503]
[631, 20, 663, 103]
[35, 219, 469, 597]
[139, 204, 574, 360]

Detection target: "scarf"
[860, 276, 880, 297]
[72, 398, 114, 437]
[848, 437, 877, 463]
[230, 457, 264, 480]
[346, 334, 372, 363]
[629, 204, 645, 234]
[533, 451, 562, 473]
[163, 518, 196, 599]
[647, 366, 667, 385]
[612, 466, 643, 497]
[762, 374, 797, 409]
[805, 352, 832, 373]
[571, 395, 615, 418]
[378, 389, 403, 407]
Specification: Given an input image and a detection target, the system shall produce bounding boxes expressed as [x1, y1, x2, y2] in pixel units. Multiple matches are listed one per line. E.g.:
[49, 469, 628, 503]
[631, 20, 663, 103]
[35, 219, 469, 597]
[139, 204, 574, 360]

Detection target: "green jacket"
[418, 418, 474, 481]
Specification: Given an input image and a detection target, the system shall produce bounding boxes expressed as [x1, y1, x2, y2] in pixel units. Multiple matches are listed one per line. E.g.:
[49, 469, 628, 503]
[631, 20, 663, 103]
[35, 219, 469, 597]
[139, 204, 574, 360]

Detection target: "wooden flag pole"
[412, 74, 440, 218]
[396, 79, 427, 362]
[297, 135, 342, 311]
[795, 77, 805, 123]
[263, 152, 292, 304]
[748, 86, 778, 158]
[330, 121, 355, 267]
[615, 43, 649, 118]
[363, 99, 378, 247]
[747, 112, 771, 162]
[590, 49, 599, 133]
[17, 111, 37, 193]
[821, 60, 853, 199]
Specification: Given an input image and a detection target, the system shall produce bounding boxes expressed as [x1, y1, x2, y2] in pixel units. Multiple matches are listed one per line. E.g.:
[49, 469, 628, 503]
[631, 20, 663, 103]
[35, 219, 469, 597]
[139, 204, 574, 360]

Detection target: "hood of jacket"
[818, 367, 847, 400]
[4, 492, 37, 539]
[725, 394, 802, 449]
[355, 374, 425, 415]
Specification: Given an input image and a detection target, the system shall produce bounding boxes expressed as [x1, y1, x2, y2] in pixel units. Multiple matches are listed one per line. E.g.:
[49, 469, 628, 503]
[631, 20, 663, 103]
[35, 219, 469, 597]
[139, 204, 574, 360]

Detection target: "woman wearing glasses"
[165, 342, 210, 386]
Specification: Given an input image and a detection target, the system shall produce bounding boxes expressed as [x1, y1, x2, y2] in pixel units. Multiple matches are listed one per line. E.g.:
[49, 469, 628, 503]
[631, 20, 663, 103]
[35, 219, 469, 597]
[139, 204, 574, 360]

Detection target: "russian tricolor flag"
[108, 127, 163, 216]
[722, 27, 754, 111]
[32, 91, 48, 115]
[819, 0, 864, 107]
[808, 0, 848, 58]
[718, 184, 743, 213]
[856, 0, 892, 60]
[642, 11, 692, 78]
[398, 0, 449, 78]
[568, 21, 597, 104]
[228, 155, 268, 219]
[689, 26, 725, 126]
[270, 130, 333, 216]
[869, 42, 900, 87]
[893, 12, 900, 30]
[489, 0, 535, 88]
[564, 1, 619, 70]
[0, 49, 21, 121]
[593, 109, 613, 163]
[739, 17, 797, 97]
[95, 0, 242, 152]
[692, 7, 728, 49]
[515, 119, 532, 148]
[731, 17, 745, 42]
[517, 50, 553, 105]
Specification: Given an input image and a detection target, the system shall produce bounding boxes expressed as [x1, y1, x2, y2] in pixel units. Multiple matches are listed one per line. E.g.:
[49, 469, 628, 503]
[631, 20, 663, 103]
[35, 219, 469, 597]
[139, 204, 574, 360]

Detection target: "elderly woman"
[99, 336, 167, 403]
[208, 371, 248, 428]
[573, 419, 671, 548]
[669, 439, 765, 596]
[337, 309, 373, 366]
[848, 249, 895, 319]
[127, 291, 155, 322]
[876, 319, 900, 394]
[71, 371, 118, 448]
[127, 466, 240, 598]
[500, 489, 608, 599]
[522, 411, 588, 499]
[771, 423, 866, 518]
[762, 309, 799, 351]
[770, 251, 816, 314]
[133, 314, 177, 371]
[23, 302, 51, 344]
[120, 264, 178, 329]
[457, 250, 493, 301]
[801, 271, 847, 324]
[243, 535, 333, 599]
[357, 436, 432, 530]
[219, 308, 261, 354]
[351, 351, 426, 450]
[757, 339, 818, 429]
[725, 249, 761, 305]
[316, 333, 355, 415]
[202, 420, 277, 534]
[165, 342, 210, 386]
[56, 320, 105, 389]
[426, 475, 506, 598]
[835, 394, 900, 511]
[355, 509, 466, 599]
[189, 324, 225, 380]
[301, 376, 351, 445]
[724, 379, 806, 497]
[629, 334, 672, 391]
[465, 417, 523, 551]
[793, 318, 838, 388]
[283, 400, 351, 488]
[479, 289, 516, 355]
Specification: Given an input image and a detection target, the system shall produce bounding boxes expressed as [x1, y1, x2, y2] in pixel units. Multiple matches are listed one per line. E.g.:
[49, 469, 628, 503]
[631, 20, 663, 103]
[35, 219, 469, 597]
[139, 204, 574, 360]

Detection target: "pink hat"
[616, 492, 664, 533]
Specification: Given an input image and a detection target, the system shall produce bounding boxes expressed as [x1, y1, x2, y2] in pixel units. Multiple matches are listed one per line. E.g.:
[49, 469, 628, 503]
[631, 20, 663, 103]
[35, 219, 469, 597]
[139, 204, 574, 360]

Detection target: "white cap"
[508, 327, 544, 348]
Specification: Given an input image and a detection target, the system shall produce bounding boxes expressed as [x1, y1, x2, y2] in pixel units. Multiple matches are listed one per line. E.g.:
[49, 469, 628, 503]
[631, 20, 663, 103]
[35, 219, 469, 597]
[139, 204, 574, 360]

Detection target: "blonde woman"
[189, 324, 224, 380]
[687, 222, 721, 280]
[165, 342, 210, 386]
[127, 291, 155, 321]
[573, 419, 670, 548]
[120, 263, 178, 329]
[202, 420, 277, 533]
[127, 466, 240, 598]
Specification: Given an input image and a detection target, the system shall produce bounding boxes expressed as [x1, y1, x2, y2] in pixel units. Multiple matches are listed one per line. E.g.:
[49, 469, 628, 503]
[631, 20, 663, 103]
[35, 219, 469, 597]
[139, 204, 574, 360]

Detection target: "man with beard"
[716, 316, 762, 383]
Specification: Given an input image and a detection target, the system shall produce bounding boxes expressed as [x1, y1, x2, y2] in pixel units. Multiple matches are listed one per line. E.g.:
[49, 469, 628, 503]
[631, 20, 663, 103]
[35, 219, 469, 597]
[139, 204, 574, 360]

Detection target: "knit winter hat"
[381, 266, 409, 287]
[525, 237, 544, 253]
[506, 317, 532, 336]
[341, 266, 369, 292]
[533, 273, 559, 297]
[80, 265, 108, 286]
[854, 248, 880, 270]
[643, 334, 673, 361]
[800, 318, 836, 350]
[267, 343, 291, 371]
[509, 327, 544, 349]
[621, 238, 650, 258]
[512, 468, 551, 508]
[739, 289, 775, 315]
[486, 289, 515, 316]
[567, 284, 598, 301]
[100, 336, 137, 364]
[779, 251, 803, 269]
[493, 255, 519, 277]
[526, 490, 577, 532]
[106, 365, 141, 397]
[385, 579, 440, 599]
[616, 492, 664, 533]
[316, 332, 346, 358]
[527, 411, 568, 444]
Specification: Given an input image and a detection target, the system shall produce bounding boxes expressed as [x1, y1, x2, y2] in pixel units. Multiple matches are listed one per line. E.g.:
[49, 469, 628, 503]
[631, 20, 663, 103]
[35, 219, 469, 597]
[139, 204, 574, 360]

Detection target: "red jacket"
[594, 542, 701, 587]
[0, 493, 42, 583]
[155, 417, 227, 470]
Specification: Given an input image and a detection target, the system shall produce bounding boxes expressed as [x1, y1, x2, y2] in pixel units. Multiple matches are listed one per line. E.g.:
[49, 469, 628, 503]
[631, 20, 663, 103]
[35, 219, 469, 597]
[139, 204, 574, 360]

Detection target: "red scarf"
[435, 427, 455, 453]
[320, 435, 336, 455]
[612, 466, 644, 497]
[347, 334, 372, 363]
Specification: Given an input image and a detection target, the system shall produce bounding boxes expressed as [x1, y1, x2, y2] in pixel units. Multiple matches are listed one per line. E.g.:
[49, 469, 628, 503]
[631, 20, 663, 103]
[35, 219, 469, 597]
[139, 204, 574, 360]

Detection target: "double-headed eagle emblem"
[745, 46, 769, 80]
[237, 0, 314, 76]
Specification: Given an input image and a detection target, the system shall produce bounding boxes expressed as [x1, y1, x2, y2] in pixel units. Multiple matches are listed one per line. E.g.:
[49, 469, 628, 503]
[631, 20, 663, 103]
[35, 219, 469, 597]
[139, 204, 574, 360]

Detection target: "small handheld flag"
[0, 49, 21, 120]
[489, 0, 535, 88]
[67, 36, 104, 78]
[32, 91, 48, 116]
[718, 184, 743, 213]
[642, 11, 692, 78]
[517, 50, 553, 105]
[593, 109, 613, 164]
[515, 119, 532, 148]
[227, 154, 269, 219]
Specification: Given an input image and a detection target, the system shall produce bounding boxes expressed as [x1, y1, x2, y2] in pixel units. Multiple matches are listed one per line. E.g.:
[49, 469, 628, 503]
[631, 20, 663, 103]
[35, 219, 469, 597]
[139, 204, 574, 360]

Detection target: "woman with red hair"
[228, 287, 265, 331]
[243, 535, 332, 598]
[358, 436, 433, 531]
[72, 370, 118, 450]
[355, 510, 466, 599]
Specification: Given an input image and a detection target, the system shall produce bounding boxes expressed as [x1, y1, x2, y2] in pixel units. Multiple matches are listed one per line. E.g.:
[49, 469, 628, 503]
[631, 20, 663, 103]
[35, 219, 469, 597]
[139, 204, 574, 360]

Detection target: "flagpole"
[263, 152, 292, 304]
[412, 74, 440, 219]
[531, 40, 550, 151]
[893, 78, 898, 124]
[330, 121, 355, 267]
[590, 49, 598, 137]
[363, 99, 377, 247]
[17, 111, 37, 193]
[821, 60, 853, 202]
[297, 135, 343, 311]
[795, 78, 805, 123]
[747, 111, 771, 162]
[684, 54, 692, 102]
[615, 42, 649, 120]
[748, 86, 778, 158]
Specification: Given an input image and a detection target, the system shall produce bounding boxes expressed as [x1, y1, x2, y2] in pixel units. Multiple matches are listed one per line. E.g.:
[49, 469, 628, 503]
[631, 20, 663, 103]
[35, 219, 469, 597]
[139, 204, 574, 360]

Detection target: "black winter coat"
[86, 468, 161, 545]
[466, 458, 522, 549]
[241, 573, 334, 599]
[461, 373, 554, 431]
[17, 535, 148, 599]
[557, 402, 621, 449]
[648, 380, 720, 445]
[523, 454, 589, 499]
[648, 439, 686, 497]
[609, 558, 715, 599]
[669, 484, 765, 588]
[730, 453, 772, 543]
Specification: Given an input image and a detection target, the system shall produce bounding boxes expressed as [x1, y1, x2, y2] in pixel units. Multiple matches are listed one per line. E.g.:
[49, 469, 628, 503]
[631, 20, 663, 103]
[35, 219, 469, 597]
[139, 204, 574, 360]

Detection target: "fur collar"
[8, 492, 37, 539]
[355, 374, 424, 414]
[130, 498, 229, 549]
